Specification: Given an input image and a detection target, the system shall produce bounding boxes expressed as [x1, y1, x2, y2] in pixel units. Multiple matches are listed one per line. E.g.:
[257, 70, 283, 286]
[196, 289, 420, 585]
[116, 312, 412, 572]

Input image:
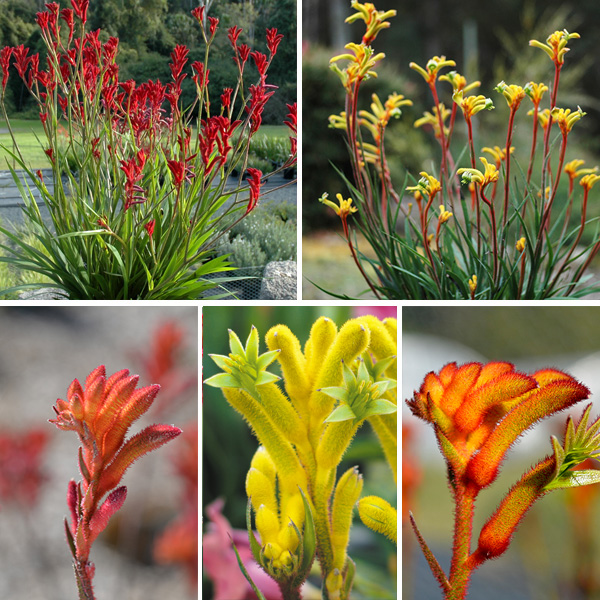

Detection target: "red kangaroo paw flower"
[50, 364, 182, 590]
[98, 423, 182, 498]
[88, 486, 127, 541]
[473, 456, 555, 563]
[467, 373, 589, 489]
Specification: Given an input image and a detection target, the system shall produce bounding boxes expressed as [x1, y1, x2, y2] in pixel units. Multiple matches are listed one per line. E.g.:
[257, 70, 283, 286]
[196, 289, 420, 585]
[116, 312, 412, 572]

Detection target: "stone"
[18, 287, 68, 300]
[259, 260, 297, 300]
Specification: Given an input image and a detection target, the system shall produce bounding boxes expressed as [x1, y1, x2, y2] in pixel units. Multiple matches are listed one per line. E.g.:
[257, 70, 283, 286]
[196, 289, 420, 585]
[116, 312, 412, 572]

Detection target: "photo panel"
[0, 0, 297, 301]
[303, 0, 600, 301]
[202, 305, 397, 599]
[403, 305, 600, 599]
[0, 305, 198, 599]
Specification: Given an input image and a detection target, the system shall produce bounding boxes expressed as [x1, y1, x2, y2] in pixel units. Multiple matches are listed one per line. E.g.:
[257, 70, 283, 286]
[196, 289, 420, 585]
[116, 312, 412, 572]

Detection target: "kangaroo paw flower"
[50, 365, 182, 597]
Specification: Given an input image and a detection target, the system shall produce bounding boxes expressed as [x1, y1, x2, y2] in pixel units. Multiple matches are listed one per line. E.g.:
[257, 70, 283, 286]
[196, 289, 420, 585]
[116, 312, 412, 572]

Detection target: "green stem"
[279, 581, 302, 600]
[447, 485, 477, 600]
[74, 560, 96, 600]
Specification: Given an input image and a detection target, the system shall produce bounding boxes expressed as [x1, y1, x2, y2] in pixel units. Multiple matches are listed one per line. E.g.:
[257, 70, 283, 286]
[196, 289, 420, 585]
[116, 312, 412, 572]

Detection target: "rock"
[18, 287, 68, 300]
[259, 260, 297, 300]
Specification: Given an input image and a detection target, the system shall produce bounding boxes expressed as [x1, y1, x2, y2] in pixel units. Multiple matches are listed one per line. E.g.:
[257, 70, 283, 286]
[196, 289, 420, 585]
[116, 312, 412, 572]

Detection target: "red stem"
[447, 485, 478, 600]
[430, 82, 451, 202]
[420, 194, 441, 289]
[540, 63, 562, 217]
[481, 188, 499, 286]
[342, 217, 382, 299]
[549, 186, 590, 292]
[502, 107, 517, 230]
[465, 116, 481, 253]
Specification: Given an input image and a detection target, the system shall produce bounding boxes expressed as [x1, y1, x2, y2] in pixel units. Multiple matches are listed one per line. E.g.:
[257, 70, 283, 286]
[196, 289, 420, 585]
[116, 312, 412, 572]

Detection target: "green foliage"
[0, 223, 52, 298]
[249, 135, 290, 165]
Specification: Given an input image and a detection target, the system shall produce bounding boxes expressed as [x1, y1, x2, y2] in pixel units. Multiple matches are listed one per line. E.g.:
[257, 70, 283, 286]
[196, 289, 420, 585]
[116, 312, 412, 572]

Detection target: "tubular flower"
[530, 29, 580, 65]
[551, 106, 586, 135]
[438, 205, 452, 224]
[410, 56, 456, 86]
[495, 81, 526, 110]
[439, 70, 481, 94]
[345, 1, 397, 45]
[330, 42, 385, 89]
[357, 495, 397, 543]
[474, 404, 600, 564]
[414, 104, 451, 138]
[457, 157, 499, 188]
[329, 111, 348, 131]
[49, 366, 182, 590]
[453, 90, 494, 119]
[246, 446, 311, 582]
[529, 108, 550, 130]
[580, 173, 600, 192]
[245, 168, 263, 215]
[516, 237, 526, 252]
[407, 362, 590, 490]
[524, 81, 549, 105]
[359, 92, 412, 134]
[482, 145, 514, 164]
[406, 172, 441, 198]
[565, 159, 597, 180]
[468, 275, 477, 298]
[319, 192, 358, 219]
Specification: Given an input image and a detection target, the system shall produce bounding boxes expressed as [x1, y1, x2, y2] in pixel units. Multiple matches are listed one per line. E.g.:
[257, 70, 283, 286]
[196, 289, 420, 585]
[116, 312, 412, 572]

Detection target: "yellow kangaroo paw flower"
[246, 467, 278, 516]
[255, 382, 307, 446]
[256, 503, 281, 543]
[330, 466, 364, 571]
[310, 320, 371, 435]
[368, 413, 397, 481]
[266, 324, 311, 416]
[357, 495, 397, 543]
[304, 316, 338, 385]
[355, 315, 397, 373]
[316, 420, 360, 470]
[250, 445, 277, 486]
[221, 388, 307, 493]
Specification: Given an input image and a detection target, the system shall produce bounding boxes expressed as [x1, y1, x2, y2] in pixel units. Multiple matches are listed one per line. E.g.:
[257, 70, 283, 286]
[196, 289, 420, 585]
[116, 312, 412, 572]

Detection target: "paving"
[0, 169, 297, 230]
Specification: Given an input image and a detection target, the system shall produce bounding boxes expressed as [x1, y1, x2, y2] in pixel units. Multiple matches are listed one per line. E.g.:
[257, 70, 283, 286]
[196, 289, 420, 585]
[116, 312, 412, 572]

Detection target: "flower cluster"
[206, 315, 397, 599]
[50, 365, 182, 597]
[320, 0, 600, 300]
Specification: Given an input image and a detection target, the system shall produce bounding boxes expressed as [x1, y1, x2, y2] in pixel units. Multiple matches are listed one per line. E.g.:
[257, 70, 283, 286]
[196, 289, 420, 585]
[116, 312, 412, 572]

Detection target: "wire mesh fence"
[202, 262, 297, 300]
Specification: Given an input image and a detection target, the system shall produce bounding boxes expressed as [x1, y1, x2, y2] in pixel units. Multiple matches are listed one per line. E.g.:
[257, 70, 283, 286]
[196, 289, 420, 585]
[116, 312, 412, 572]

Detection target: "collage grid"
[1, 1, 600, 600]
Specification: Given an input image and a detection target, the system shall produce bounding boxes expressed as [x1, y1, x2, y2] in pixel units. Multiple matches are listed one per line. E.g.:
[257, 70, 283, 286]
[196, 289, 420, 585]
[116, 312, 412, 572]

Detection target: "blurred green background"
[202, 305, 397, 599]
[403, 306, 600, 599]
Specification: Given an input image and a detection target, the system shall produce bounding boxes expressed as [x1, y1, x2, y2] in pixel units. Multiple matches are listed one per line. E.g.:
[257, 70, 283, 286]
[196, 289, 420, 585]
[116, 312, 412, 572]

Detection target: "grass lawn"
[0, 118, 48, 169]
[302, 230, 378, 299]
[0, 118, 288, 171]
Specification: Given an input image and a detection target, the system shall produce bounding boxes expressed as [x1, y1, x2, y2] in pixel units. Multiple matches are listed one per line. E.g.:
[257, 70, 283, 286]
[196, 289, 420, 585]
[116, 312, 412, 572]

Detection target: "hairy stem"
[447, 485, 477, 600]
[74, 561, 96, 600]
